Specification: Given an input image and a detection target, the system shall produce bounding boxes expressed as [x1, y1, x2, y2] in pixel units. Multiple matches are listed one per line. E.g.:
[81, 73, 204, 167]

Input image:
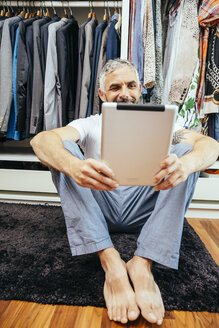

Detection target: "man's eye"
[129, 84, 136, 88]
[110, 87, 119, 91]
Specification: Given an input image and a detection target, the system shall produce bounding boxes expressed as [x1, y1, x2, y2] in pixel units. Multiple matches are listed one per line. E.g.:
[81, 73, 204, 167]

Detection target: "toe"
[121, 305, 128, 324]
[114, 304, 122, 322]
[143, 311, 157, 323]
[157, 318, 163, 325]
[128, 303, 140, 321]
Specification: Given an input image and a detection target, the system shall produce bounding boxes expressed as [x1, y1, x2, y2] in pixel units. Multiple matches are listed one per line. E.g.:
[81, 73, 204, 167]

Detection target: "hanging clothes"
[176, 59, 202, 131]
[197, 0, 219, 112]
[7, 27, 20, 140]
[41, 15, 60, 82]
[44, 18, 69, 131]
[132, 0, 146, 94]
[87, 19, 108, 117]
[151, 0, 163, 104]
[30, 16, 51, 135]
[0, 13, 24, 132]
[92, 22, 110, 115]
[214, 113, 219, 140]
[168, 0, 199, 105]
[74, 17, 91, 120]
[143, 0, 156, 89]
[203, 24, 219, 114]
[0, 7, 122, 137]
[56, 18, 79, 125]
[128, 0, 137, 60]
[79, 16, 98, 118]
[16, 16, 40, 135]
[106, 13, 120, 61]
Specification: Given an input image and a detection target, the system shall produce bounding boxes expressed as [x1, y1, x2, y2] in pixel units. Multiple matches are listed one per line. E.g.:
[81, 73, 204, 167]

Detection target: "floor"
[0, 218, 218, 328]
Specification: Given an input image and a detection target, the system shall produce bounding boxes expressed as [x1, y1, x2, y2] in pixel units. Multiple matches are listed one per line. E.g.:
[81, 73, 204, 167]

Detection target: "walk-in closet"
[0, 0, 218, 219]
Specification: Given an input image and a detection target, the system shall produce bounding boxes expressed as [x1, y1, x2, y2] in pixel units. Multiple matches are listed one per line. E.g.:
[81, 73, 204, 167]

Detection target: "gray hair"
[99, 58, 140, 93]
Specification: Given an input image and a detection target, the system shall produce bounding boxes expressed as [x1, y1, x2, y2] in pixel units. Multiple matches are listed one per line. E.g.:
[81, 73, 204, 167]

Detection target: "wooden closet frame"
[0, 0, 218, 219]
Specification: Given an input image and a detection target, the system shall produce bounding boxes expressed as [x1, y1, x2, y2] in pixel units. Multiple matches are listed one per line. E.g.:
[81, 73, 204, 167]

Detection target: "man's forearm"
[180, 137, 219, 175]
[30, 131, 80, 177]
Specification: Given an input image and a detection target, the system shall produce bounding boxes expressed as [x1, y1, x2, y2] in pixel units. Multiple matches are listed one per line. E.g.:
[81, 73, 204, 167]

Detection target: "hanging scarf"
[203, 24, 219, 114]
[197, 0, 219, 112]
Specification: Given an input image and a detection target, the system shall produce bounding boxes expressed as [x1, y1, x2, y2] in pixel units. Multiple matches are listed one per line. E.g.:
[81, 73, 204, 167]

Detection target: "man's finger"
[90, 170, 119, 188]
[160, 154, 178, 169]
[77, 174, 117, 191]
[153, 163, 178, 185]
[89, 159, 117, 180]
[154, 173, 181, 191]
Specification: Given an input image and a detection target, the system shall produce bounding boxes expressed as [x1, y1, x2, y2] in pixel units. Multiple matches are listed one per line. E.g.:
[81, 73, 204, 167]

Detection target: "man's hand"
[71, 158, 119, 191]
[153, 154, 190, 191]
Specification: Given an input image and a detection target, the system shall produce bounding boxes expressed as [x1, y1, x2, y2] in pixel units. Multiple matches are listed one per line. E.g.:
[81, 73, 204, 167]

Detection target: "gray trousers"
[51, 141, 199, 269]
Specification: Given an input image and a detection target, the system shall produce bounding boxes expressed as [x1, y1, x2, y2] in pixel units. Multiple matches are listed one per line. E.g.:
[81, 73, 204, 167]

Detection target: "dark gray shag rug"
[0, 203, 218, 312]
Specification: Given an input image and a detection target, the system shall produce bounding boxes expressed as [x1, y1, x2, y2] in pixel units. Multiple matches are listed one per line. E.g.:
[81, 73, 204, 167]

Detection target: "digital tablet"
[101, 102, 178, 186]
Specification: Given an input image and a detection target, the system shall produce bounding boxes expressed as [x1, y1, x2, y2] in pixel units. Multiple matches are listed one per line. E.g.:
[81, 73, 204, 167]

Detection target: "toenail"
[129, 311, 136, 317]
[157, 319, 163, 325]
[148, 313, 157, 321]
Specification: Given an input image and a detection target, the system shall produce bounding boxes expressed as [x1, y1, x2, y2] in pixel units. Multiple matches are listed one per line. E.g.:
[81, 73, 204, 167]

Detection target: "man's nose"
[119, 86, 129, 98]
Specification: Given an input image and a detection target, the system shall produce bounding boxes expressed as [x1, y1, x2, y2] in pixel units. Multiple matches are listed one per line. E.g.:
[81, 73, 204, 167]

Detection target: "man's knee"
[170, 142, 193, 157]
[62, 140, 84, 160]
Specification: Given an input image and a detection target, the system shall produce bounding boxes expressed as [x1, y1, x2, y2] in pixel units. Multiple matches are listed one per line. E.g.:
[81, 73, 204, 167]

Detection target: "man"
[31, 59, 219, 325]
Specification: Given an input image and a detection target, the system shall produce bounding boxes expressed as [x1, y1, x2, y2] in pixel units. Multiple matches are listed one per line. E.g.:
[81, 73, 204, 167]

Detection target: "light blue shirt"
[7, 27, 23, 140]
[132, 0, 147, 95]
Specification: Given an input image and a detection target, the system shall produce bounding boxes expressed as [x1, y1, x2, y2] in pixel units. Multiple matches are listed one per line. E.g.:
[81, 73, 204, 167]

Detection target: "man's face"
[98, 66, 141, 104]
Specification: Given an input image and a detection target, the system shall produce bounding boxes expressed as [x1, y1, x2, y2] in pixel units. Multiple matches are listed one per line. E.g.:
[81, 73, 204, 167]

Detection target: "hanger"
[36, 3, 43, 18]
[106, 0, 111, 19]
[51, 1, 57, 16]
[42, 0, 51, 17]
[68, 1, 73, 18]
[8, 1, 15, 17]
[113, 0, 117, 14]
[5, 2, 11, 18]
[102, 0, 107, 20]
[115, 2, 121, 33]
[19, 0, 26, 16]
[90, 0, 96, 18]
[24, 0, 30, 19]
[88, 0, 92, 18]
[0, 4, 5, 16]
[61, 1, 68, 18]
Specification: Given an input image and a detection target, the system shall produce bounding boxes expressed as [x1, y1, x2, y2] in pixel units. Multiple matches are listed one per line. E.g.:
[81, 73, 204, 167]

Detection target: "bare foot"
[127, 256, 165, 325]
[99, 248, 140, 324]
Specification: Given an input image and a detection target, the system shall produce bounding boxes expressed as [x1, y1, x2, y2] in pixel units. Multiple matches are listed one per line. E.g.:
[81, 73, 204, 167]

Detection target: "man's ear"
[98, 88, 107, 102]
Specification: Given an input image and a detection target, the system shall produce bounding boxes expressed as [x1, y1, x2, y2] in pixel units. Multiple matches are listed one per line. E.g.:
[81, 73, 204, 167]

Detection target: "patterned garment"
[197, 0, 219, 111]
[151, 0, 163, 104]
[128, 0, 137, 60]
[168, 0, 199, 105]
[203, 25, 219, 114]
[143, 0, 156, 88]
[176, 59, 202, 132]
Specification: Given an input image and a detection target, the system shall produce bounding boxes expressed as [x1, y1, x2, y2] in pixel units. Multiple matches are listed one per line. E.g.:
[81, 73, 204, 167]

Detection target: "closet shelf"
[0, 148, 39, 162]
[2, 1, 122, 8]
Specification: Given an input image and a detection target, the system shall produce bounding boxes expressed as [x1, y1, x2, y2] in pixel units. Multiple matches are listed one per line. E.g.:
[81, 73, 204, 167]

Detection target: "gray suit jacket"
[29, 17, 51, 135]
[74, 18, 90, 120]
[92, 23, 110, 115]
[44, 18, 68, 131]
[79, 17, 97, 118]
[0, 14, 24, 132]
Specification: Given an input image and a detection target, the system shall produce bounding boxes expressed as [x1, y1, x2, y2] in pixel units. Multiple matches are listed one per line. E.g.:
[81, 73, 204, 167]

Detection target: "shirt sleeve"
[68, 115, 100, 150]
[173, 123, 184, 133]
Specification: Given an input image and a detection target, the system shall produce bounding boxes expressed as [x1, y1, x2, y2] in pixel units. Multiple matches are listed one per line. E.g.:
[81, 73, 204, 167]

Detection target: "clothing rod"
[0, 1, 122, 8]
